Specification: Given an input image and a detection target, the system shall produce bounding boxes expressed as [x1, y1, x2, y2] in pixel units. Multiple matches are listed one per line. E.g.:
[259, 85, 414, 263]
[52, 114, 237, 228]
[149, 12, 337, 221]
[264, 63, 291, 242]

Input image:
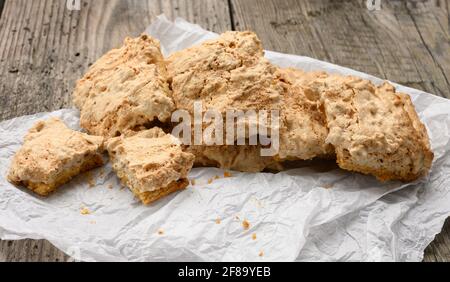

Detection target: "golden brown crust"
[294, 72, 434, 181]
[106, 128, 195, 204]
[9, 155, 104, 196]
[132, 179, 189, 205]
[7, 118, 105, 195]
[73, 34, 175, 138]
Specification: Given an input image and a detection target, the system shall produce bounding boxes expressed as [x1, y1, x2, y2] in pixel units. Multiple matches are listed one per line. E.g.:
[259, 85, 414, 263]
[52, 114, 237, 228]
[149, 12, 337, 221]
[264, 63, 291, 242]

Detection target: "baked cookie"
[73, 34, 175, 138]
[106, 128, 195, 204]
[276, 68, 334, 160]
[297, 71, 434, 181]
[7, 118, 105, 196]
[167, 32, 336, 169]
[167, 31, 284, 140]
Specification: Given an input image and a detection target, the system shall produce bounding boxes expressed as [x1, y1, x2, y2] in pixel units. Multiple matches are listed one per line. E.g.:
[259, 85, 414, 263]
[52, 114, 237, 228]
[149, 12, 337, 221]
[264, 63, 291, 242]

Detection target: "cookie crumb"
[191, 179, 196, 186]
[242, 219, 250, 230]
[80, 207, 90, 215]
[224, 171, 232, 178]
[215, 218, 221, 224]
[108, 184, 113, 189]
[252, 233, 257, 240]
[259, 250, 264, 257]
[208, 178, 213, 184]
[214, 175, 220, 180]
[158, 229, 164, 235]
[323, 183, 333, 189]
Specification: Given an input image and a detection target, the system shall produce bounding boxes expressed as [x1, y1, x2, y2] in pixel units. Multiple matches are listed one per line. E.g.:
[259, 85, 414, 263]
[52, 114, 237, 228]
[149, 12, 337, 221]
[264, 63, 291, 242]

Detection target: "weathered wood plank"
[0, 0, 231, 262]
[424, 219, 450, 262]
[231, 0, 450, 98]
[0, 0, 5, 17]
[0, 0, 231, 122]
[231, 0, 450, 262]
[0, 240, 69, 262]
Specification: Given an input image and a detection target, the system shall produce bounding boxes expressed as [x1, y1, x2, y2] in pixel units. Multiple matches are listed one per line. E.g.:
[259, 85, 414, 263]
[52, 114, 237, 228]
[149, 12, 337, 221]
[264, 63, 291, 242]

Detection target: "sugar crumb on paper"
[242, 220, 250, 230]
[208, 175, 221, 185]
[80, 207, 90, 215]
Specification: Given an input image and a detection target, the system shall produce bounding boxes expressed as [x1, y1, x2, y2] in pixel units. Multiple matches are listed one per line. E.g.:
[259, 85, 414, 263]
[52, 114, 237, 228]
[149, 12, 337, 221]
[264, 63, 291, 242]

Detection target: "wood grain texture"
[231, 0, 450, 98]
[0, 240, 69, 262]
[0, 0, 231, 122]
[423, 218, 450, 262]
[1, 0, 449, 262]
[0, 0, 5, 17]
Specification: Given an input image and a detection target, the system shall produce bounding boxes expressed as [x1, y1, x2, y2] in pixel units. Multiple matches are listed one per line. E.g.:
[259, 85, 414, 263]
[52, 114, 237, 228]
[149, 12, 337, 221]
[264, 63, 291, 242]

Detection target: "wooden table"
[0, 0, 449, 262]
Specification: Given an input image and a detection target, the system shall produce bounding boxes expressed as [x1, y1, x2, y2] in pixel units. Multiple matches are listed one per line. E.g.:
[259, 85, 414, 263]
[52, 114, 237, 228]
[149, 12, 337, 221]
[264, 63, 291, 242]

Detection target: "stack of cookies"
[7, 31, 434, 204]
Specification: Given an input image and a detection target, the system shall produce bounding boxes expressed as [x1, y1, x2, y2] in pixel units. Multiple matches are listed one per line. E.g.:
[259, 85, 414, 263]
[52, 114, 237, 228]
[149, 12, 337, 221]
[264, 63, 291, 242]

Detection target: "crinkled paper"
[0, 15, 449, 262]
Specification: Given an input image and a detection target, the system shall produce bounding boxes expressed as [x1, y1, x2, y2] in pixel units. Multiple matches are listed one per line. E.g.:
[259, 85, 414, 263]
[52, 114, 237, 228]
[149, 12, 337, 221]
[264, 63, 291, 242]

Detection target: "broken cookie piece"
[106, 128, 195, 204]
[7, 118, 105, 196]
[295, 70, 434, 181]
[167, 31, 284, 143]
[276, 68, 334, 161]
[167, 31, 336, 170]
[73, 34, 175, 138]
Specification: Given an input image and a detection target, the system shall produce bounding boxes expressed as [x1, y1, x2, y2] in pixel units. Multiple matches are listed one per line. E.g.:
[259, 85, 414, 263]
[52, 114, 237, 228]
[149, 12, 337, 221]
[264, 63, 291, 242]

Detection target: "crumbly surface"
[73, 34, 175, 138]
[7, 118, 105, 196]
[296, 71, 434, 181]
[167, 32, 336, 167]
[106, 128, 195, 204]
[167, 31, 284, 138]
[276, 68, 334, 160]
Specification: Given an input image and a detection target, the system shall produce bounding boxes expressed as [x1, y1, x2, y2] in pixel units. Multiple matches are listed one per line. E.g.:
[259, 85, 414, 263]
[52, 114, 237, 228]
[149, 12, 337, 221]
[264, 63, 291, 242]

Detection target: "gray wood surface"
[0, 0, 449, 262]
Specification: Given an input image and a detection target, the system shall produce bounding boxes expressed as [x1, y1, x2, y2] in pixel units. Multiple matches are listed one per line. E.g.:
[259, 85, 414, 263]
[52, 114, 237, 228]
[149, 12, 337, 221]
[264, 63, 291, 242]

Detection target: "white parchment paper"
[1, 15, 449, 262]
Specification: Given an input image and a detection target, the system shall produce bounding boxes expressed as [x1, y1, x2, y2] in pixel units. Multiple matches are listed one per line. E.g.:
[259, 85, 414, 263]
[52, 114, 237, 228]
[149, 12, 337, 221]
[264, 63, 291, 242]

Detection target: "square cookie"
[295, 71, 434, 181]
[8, 118, 105, 196]
[106, 128, 195, 204]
